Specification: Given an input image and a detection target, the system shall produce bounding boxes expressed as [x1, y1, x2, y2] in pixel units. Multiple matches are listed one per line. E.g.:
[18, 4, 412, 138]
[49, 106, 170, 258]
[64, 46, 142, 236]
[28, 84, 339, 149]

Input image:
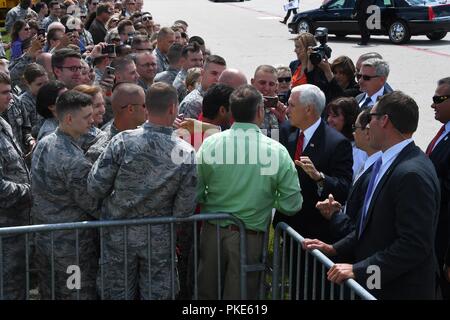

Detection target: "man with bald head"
[218, 68, 248, 89]
[36, 52, 54, 79]
[86, 82, 146, 162]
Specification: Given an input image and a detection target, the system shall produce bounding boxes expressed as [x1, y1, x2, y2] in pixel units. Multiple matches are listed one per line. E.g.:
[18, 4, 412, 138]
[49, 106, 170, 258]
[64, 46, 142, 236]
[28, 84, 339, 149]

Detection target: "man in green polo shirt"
[196, 84, 303, 299]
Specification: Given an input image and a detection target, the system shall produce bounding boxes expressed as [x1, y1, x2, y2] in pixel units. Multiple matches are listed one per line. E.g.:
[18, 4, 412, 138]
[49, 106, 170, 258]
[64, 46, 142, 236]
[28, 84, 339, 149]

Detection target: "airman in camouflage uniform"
[178, 86, 205, 120]
[31, 91, 99, 300]
[5, 0, 37, 32]
[1, 96, 33, 153]
[19, 90, 43, 138]
[0, 72, 31, 300]
[87, 83, 197, 300]
[85, 83, 146, 163]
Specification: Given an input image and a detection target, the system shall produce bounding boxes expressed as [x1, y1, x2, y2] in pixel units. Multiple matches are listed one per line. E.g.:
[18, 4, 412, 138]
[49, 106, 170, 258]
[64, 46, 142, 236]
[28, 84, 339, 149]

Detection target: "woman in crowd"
[330, 55, 360, 97]
[325, 97, 366, 177]
[10, 20, 31, 61]
[72, 84, 106, 151]
[19, 63, 49, 138]
[289, 32, 342, 103]
[36, 81, 68, 141]
[185, 67, 202, 95]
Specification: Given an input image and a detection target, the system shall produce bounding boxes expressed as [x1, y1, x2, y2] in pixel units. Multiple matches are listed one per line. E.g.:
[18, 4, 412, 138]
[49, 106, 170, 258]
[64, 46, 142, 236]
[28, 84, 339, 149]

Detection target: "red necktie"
[294, 131, 305, 160]
[426, 125, 445, 155]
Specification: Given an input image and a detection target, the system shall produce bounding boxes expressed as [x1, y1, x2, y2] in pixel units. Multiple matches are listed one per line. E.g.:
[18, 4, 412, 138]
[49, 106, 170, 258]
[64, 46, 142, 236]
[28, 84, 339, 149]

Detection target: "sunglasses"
[356, 73, 380, 81]
[433, 95, 450, 104]
[142, 16, 153, 22]
[278, 77, 291, 83]
[352, 124, 365, 131]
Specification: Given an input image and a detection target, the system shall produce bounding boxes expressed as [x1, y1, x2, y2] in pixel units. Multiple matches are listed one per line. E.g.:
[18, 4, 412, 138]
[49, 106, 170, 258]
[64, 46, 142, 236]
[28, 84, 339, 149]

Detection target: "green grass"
[1, 28, 11, 59]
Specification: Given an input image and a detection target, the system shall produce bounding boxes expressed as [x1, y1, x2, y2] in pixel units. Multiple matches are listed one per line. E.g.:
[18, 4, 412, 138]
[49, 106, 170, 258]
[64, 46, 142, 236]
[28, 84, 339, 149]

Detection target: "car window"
[327, 0, 347, 9]
[405, 0, 443, 5]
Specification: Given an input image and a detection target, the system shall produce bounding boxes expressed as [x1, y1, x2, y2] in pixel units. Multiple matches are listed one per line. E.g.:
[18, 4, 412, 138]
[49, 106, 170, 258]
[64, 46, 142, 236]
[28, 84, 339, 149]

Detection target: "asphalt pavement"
[145, 0, 450, 149]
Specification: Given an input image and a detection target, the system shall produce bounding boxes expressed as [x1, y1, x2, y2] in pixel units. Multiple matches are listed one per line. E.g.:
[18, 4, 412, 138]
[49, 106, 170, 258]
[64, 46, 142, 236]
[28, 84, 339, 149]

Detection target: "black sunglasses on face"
[352, 124, 365, 132]
[433, 95, 450, 104]
[278, 77, 291, 83]
[356, 73, 380, 81]
[142, 16, 152, 22]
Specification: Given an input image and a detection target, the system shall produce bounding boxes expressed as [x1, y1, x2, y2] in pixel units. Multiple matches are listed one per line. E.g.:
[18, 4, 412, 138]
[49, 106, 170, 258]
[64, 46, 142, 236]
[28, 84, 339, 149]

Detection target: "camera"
[102, 44, 116, 55]
[309, 27, 332, 66]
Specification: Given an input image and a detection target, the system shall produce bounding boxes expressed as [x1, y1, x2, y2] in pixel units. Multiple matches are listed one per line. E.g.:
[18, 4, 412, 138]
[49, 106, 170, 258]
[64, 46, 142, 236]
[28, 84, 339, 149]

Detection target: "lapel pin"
[310, 143, 315, 147]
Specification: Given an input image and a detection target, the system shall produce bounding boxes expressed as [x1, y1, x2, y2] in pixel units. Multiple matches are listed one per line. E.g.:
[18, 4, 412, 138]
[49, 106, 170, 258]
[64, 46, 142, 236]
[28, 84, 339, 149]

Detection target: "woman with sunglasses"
[10, 20, 31, 61]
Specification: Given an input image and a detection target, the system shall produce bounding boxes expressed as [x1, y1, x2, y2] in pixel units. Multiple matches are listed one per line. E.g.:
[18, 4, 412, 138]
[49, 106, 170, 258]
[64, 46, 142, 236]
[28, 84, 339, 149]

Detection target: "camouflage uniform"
[1, 98, 33, 153]
[78, 125, 105, 153]
[9, 54, 33, 94]
[87, 122, 197, 300]
[260, 109, 280, 138]
[31, 128, 100, 300]
[19, 90, 43, 138]
[5, 5, 37, 32]
[85, 121, 120, 163]
[137, 78, 149, 93]
[172, 69, 188, 103]
[0, 117, 31, 299]
[154, 68, 179, 86]
[153, 48, 169, 74]
[178, 87, 205, 120]
[37, 118, 58, 141]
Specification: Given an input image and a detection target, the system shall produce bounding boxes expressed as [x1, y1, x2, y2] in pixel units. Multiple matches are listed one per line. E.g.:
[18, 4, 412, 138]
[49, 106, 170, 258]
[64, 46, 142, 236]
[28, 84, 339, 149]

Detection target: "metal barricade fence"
[0, 213, 268, 300]
[272, 222, 376, 300]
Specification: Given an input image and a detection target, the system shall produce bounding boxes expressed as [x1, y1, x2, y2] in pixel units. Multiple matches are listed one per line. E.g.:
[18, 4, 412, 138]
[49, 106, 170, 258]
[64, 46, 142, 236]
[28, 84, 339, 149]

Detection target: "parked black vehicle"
[287, 0, 450, 44]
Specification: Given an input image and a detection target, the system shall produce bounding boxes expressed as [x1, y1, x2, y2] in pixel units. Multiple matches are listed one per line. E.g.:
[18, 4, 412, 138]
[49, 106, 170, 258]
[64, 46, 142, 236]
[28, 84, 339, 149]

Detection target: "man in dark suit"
[316, 109, 381, 241]
[273, 83, 353, 299]
[273, 84, 353, 244]
[428, 77, 450, 299]
[304, 91, 440, 299]
[355, 58, 392, 110]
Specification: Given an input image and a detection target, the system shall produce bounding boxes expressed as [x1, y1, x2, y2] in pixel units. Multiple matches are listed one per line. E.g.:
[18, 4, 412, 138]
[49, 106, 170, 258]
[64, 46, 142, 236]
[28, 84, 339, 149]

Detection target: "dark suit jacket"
[428, 130, 450, 266]
[273, 120, 353, 243]
[355, 84, 393, 108]
[329, 164, 373, 241]
[334, 142, 440, 299]
[89, 19, 107, 45]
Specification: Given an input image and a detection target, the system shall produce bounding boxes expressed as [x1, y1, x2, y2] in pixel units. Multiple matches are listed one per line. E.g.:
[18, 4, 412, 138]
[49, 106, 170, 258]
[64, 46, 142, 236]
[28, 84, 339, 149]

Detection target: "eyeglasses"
[92, 2, 99, 5]
[121, 103, 145, 109]
[369, 112, 385, 119]
[433, 95, 450, 104]
[142, 16, 153, 22]
[356, 73, 380, 81]
[352, 124, 365, 132]
[60, 66, 84, 72]
[138, 63, 157, 68]
[278, 77, 291, 83]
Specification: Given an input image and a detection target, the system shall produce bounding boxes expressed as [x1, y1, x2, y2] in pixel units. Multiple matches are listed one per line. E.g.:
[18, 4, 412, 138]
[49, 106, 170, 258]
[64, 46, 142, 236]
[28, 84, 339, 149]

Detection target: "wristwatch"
[317, 172, 325, 186]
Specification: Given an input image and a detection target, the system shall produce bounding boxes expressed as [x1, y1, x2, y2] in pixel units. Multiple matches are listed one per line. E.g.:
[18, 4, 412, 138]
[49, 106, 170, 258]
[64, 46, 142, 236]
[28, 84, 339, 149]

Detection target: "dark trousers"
[283, 9, 298, 23]
[357, 15, 370, 43]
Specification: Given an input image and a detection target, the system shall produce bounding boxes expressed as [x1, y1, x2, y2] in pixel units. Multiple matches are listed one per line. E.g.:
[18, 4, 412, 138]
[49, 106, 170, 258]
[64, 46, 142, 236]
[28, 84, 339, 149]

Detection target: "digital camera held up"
[309, 27, 332, 66]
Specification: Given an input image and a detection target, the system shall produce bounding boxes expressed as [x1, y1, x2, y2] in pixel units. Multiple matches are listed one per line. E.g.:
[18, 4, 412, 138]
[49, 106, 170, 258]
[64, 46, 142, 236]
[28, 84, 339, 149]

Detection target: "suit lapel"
[288, 127, 300, 160]
[303, 120, 324, 156]
[430, 131, 450, 158]
[360, 142, 416, 235]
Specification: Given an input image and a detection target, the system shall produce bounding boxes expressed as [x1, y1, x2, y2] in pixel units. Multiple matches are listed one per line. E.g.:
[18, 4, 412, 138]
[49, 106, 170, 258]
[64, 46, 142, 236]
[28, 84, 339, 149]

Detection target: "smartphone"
[277, 93, 288, 105]
[105, 66, 115, 77]
[101, 44, 116, 55]
[263, 96, 279, 109]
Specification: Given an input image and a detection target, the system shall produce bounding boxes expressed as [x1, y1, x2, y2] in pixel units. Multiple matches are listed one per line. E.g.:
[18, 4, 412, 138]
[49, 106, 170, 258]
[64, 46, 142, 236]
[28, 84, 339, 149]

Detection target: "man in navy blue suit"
[428, 77, 450, 299]
[304, 91, 440, 299]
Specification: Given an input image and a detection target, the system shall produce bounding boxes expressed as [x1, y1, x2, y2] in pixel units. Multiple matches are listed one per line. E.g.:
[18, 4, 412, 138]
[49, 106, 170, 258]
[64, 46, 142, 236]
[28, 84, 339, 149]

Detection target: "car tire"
[388, 20, 411, 44]
[426, 31, 447, 41]
[296, 19, 311, 34]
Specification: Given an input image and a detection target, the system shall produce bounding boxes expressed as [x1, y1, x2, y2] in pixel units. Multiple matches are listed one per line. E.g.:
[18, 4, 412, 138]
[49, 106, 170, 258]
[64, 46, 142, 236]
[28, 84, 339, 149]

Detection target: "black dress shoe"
[358, 42, 368, 45]
[279, 20, 286, 24]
